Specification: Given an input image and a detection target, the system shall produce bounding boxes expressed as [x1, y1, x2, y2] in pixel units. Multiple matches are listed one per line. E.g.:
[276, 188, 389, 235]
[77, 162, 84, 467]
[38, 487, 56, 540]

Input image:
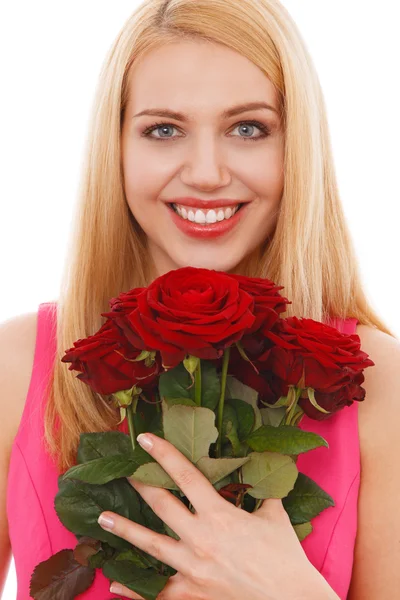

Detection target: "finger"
[128, 476, 194, 540]
[135, 432, 225, 514]
[253, 497, 289, 521]
[97, 510, 188, 573]
[110, 581, 145, 599]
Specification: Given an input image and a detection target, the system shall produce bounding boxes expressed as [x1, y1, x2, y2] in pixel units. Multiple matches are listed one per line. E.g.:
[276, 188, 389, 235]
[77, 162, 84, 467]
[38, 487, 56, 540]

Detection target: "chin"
[171, 253, 243, 273]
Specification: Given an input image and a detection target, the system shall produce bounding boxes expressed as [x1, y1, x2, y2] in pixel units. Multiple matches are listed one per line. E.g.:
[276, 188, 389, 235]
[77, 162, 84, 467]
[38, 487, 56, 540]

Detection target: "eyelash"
[141, 120, 272, 142]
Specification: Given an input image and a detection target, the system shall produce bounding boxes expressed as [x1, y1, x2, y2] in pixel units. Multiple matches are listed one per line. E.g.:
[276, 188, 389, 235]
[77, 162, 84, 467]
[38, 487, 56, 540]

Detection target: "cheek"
[123, 152, 161, 196]
[122, 152, 166, 222]
[237, 144, 284, 194]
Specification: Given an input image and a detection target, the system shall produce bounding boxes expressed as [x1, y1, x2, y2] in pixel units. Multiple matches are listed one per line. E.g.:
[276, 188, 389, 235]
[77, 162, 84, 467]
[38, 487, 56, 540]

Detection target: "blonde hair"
[44, 0, 395, 473]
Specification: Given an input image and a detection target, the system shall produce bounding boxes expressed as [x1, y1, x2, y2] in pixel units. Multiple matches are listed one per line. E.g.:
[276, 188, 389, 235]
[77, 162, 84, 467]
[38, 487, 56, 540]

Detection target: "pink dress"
[6, 302, 360, 599]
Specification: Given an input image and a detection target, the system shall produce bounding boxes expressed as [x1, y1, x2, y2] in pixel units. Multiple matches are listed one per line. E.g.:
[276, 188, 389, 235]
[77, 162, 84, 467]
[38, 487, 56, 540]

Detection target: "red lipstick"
[166, 197, 247, 209]
[166, 202, 249, 239]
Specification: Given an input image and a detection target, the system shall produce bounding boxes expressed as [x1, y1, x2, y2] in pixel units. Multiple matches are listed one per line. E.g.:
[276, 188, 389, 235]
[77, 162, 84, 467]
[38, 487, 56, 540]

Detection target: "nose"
[179, 131, 231, 191]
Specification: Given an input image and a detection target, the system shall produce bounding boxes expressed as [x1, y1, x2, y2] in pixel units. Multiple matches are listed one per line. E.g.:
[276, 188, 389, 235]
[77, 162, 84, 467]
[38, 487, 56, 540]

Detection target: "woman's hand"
[98, 432, 339, 600]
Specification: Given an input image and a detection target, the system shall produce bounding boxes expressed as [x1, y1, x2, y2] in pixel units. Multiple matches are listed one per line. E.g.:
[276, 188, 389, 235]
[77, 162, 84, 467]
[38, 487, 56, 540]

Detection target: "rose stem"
[216, 347, 231, 458]
[126, 397, 138, 452]
[194, 360, 202, 406]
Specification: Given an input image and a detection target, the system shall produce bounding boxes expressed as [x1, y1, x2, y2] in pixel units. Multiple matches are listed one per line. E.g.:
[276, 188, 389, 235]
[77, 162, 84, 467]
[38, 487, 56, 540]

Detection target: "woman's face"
[121, 39, 284, 277]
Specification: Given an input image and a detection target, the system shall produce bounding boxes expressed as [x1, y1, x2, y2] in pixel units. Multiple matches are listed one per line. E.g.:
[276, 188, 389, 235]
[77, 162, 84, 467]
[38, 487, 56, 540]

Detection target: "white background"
[1, 1, 399, 596]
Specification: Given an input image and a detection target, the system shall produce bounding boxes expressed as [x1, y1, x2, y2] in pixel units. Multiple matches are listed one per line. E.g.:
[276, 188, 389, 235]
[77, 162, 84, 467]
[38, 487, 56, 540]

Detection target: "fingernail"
[98, 512, 115, 530]
[110, 582, 123, 594]
[137, 433, 153, 450]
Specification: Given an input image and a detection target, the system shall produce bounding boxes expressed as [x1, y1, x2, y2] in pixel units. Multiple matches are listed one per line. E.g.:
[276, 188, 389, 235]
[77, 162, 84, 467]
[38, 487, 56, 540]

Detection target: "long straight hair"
[44, 0, 395, 473]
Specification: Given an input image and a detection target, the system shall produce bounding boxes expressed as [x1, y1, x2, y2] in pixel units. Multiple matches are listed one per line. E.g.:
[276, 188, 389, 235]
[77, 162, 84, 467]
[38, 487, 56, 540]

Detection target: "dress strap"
[327, 317, 358, 335]
[14, 302, 57, 445]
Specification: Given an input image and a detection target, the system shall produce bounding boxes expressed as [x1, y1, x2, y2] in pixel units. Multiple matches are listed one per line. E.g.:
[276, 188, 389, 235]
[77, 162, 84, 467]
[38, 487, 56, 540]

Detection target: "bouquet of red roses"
[30, 267, 374, 600]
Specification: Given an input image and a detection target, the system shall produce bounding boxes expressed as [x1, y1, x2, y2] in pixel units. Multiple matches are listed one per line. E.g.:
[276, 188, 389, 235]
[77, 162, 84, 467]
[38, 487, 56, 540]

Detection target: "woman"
[1, 0, 399, 598]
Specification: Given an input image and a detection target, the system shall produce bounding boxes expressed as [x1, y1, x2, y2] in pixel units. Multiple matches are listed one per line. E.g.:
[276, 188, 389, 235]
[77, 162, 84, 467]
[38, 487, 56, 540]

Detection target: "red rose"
[229, 348, 289, 404]
[61, 319, 161, 396]
[261, 317, 375, 419]
[229, 274, 291, 333]
[300, 371, 367, 420]
[103, 267, 257, 368]
[212, 275, 289, 388]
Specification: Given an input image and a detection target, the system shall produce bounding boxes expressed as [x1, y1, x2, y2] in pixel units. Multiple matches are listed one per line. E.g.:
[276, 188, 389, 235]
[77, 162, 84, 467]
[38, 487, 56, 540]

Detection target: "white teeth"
[224, 207, 233, 219]
[205, 209, 217, 223]
[194, 210, 206, 224]
[172, 203, 241, 224]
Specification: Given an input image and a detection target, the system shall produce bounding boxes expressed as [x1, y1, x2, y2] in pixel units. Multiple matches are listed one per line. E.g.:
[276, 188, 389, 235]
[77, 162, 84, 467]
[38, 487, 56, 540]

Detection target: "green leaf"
[163, 404, 218, 462]
[242, 492, 257, 513]
[221, 400, 255, 457]
[73, 537, 101, 567]
[30, 549, 95, 600]
[226, 377, 263, 430]
[225, 421, 247, 457]
[221, 404, 239, 441]
[163, 397, 197, 408]
[159, 361, 220, 410]
[87, 541, 117, 568]
[131, 455, 250, 492]
[88, 549, 108, 569]
[293, 521, 313, 542]
[114, 548, 155, 569]
[147, 409, 165, 439]
[282, 472, 335, 524]
[159, 362, 194, 400]
[132, 404, 249, 491]
[65, 436, 159, 485]
[102, 560, 173, 600]
[245, 425, 328, 455]
[196, 456, 250, 484]
[221, 441, 235, 457]
[139, 494, 165, 535]
[133, 398, 163, 437]
[63, 455, 141, 485]
[226, 398, 255, 439]
[131, 462, 179, 490]
[259, 407, 287, 427]
[213, 474, 233, 491]
[55, 477, 144, 550]
[72, 431, 160, 484]
[198, 361, 221, 410]
[77, 431, 132, 463]
[241, 452, 298, 499]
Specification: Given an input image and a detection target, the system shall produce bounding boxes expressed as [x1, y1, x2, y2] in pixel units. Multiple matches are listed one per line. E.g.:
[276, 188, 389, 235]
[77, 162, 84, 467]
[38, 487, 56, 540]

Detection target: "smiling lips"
[171, 203, 241, 224]
[167, 200, 248, 239]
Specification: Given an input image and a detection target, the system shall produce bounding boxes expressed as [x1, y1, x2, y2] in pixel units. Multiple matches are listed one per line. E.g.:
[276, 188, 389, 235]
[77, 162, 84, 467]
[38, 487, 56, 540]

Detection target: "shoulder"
[354, 323, 400, 484]
[0, 311, 38, 451]
[348, 324, 400, 598]
[355, 323, 400, 425]
[354, 322, 400, 467]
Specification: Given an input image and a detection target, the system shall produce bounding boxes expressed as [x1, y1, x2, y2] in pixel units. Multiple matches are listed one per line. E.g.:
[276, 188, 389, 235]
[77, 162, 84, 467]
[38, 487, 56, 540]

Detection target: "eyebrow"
[132, 101, 279, 121]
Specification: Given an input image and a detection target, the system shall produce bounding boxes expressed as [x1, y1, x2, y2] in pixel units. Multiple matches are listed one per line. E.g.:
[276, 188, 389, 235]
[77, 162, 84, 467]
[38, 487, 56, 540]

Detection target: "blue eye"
[141, 120, 271, 142]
